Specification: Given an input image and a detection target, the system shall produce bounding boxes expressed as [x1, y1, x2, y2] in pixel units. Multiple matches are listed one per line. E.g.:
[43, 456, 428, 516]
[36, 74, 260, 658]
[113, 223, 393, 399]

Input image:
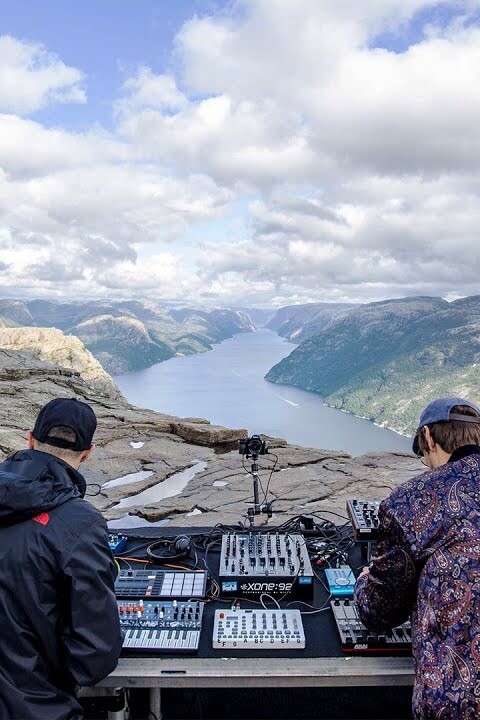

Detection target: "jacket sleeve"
[61, 516, 123, 686]
[354, 501, 418, 631]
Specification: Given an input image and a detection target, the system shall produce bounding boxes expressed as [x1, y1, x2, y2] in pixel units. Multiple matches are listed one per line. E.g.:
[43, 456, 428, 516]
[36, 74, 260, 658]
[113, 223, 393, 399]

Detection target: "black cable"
[84, 483, 101, 496]
[260, 451, 278, 506]
[241, 456, 266, 500]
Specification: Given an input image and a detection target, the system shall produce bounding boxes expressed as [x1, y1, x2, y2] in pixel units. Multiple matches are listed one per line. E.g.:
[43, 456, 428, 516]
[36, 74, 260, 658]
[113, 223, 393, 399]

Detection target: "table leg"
[149, 687, 162, 720]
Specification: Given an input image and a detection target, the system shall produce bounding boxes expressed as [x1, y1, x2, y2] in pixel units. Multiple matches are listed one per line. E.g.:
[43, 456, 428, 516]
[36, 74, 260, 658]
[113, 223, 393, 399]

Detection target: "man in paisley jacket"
[355, 397, 480, 720]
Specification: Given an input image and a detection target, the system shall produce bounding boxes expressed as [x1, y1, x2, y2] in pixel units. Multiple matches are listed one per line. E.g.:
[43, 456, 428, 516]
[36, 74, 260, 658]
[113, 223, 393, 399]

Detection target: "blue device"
[109, 533, 127, 553]
[324, 566, 355, 597]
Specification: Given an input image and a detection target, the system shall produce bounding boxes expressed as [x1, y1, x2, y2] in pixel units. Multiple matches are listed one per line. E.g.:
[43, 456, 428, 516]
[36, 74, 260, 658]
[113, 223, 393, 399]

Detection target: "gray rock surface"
[0, 347, 422, 528]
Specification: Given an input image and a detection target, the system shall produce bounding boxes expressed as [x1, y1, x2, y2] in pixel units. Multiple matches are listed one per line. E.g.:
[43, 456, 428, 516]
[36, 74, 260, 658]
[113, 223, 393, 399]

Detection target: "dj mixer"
[218, 532, 314, 599]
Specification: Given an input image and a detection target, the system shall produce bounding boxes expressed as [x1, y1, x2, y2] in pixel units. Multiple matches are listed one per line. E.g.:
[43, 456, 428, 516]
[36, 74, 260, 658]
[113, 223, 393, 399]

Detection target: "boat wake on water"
[278, 396, 299, 407]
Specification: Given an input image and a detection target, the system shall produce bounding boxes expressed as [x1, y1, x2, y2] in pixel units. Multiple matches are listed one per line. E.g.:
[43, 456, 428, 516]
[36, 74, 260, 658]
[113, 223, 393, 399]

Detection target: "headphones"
[146, 535, 192, 564]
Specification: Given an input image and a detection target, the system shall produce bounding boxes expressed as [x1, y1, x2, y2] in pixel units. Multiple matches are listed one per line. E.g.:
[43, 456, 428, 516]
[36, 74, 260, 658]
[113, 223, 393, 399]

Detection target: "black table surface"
[113, 524, 409, 662]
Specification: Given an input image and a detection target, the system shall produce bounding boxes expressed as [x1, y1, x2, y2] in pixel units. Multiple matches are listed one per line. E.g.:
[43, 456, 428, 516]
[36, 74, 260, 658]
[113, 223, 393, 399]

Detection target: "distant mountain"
[233, 307, 275, 327]
[266, 302, 357, 342]
[266, 296, 480, 435]
[71, 315, 175, 374]
[0, 299, 255, 375]
[0, 300, 35, 326]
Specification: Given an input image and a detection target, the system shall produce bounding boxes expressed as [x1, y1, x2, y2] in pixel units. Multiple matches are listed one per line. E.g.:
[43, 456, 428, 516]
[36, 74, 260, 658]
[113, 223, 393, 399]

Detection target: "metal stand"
[78, 687, 127, 720]
[149, 687, 162, 720]
[246, 455, 273, 528]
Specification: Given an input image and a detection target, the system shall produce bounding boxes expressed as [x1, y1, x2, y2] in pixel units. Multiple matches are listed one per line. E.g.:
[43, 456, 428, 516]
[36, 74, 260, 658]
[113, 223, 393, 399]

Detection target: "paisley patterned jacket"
[355, 445, 480, 720]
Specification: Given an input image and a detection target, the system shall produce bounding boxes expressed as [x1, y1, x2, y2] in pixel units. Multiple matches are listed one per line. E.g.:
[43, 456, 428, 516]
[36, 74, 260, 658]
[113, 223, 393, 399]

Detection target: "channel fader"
[219, 532, 314, 600]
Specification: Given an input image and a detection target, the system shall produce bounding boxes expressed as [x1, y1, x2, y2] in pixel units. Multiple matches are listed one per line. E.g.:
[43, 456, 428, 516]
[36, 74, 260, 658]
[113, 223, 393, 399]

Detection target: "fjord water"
[114, 329, 411, 456]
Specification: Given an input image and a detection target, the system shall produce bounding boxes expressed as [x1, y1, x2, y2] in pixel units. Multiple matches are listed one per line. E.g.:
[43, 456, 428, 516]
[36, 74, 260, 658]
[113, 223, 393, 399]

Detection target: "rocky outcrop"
[0, 327, 123, 400]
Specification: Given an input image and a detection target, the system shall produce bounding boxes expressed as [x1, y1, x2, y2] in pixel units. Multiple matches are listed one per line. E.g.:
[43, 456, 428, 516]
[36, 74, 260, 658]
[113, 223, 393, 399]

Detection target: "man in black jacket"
[0, 397, 123, 720]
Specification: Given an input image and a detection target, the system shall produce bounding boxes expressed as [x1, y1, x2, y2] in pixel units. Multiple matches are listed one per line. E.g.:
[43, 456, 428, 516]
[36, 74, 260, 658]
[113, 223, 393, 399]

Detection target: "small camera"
[238, 434, 267, 457]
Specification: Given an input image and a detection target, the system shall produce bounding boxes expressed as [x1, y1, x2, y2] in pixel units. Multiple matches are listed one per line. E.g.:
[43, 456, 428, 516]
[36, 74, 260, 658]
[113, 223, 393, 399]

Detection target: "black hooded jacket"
[0, 449, 122, 720]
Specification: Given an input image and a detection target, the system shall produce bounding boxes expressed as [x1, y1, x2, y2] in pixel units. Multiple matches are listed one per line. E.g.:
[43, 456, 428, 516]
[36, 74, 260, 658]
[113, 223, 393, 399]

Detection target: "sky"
[1, 0, 480, 308]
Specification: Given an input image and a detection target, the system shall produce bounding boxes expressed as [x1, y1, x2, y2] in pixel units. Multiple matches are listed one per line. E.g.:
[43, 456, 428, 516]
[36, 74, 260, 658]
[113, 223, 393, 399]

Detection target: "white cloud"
[0, 36, 86, 114]
[2, 3, 480, 305]
[0, 115, 126, 178]
[99, 251, 202, 299]
[118, 67, 188, 114]
[0, 158, 231, 297]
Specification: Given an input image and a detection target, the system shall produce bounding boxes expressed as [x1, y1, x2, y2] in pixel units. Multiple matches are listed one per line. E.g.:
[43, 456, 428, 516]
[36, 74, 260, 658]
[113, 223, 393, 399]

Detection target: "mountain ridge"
[0, 299, 255, 374]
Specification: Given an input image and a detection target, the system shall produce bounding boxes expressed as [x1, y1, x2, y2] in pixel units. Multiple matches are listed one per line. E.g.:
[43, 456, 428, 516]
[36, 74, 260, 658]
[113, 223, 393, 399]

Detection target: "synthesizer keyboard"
[118, 599, 205, 653]
[213, 608, 305, 650]
[346, 499, 380, 540]
[115, 569, 207, 599]
[331, 598, 411, 653]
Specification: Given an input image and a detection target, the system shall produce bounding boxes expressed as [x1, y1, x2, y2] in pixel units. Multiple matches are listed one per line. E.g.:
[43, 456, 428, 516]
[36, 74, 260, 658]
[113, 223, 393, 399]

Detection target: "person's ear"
[423, 426, 436, 453]
[27, 430, 35, 449]
[80, 444, 95, 464]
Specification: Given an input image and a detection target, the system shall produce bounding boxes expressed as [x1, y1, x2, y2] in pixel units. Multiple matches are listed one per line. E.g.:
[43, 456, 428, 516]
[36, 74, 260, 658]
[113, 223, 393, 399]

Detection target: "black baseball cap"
[32, 398, 97, 451]
[412, 397, 480, 455]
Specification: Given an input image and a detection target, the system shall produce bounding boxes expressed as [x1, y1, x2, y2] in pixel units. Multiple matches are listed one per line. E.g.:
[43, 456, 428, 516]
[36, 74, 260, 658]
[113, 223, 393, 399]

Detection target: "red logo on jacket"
[32, 513, 50, 526]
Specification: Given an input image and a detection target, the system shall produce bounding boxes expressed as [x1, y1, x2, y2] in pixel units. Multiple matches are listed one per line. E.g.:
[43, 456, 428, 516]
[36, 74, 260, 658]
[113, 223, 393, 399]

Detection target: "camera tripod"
[246, 453, 273, 528]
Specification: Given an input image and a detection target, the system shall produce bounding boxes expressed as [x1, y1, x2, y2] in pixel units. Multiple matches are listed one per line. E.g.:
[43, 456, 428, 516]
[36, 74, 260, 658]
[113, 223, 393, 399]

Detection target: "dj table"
[86, 524, 414, 720]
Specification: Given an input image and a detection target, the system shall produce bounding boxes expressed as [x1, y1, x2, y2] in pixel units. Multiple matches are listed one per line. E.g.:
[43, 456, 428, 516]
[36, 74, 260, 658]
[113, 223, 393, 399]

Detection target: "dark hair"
[34, 425, 85, 461]
[418, 405, 480, 455]
[46, 426, 77, 444]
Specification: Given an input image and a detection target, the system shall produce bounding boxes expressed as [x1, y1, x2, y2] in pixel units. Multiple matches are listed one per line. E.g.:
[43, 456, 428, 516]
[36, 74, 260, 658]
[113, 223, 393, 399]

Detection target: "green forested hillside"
[266, 296, 480, 434]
